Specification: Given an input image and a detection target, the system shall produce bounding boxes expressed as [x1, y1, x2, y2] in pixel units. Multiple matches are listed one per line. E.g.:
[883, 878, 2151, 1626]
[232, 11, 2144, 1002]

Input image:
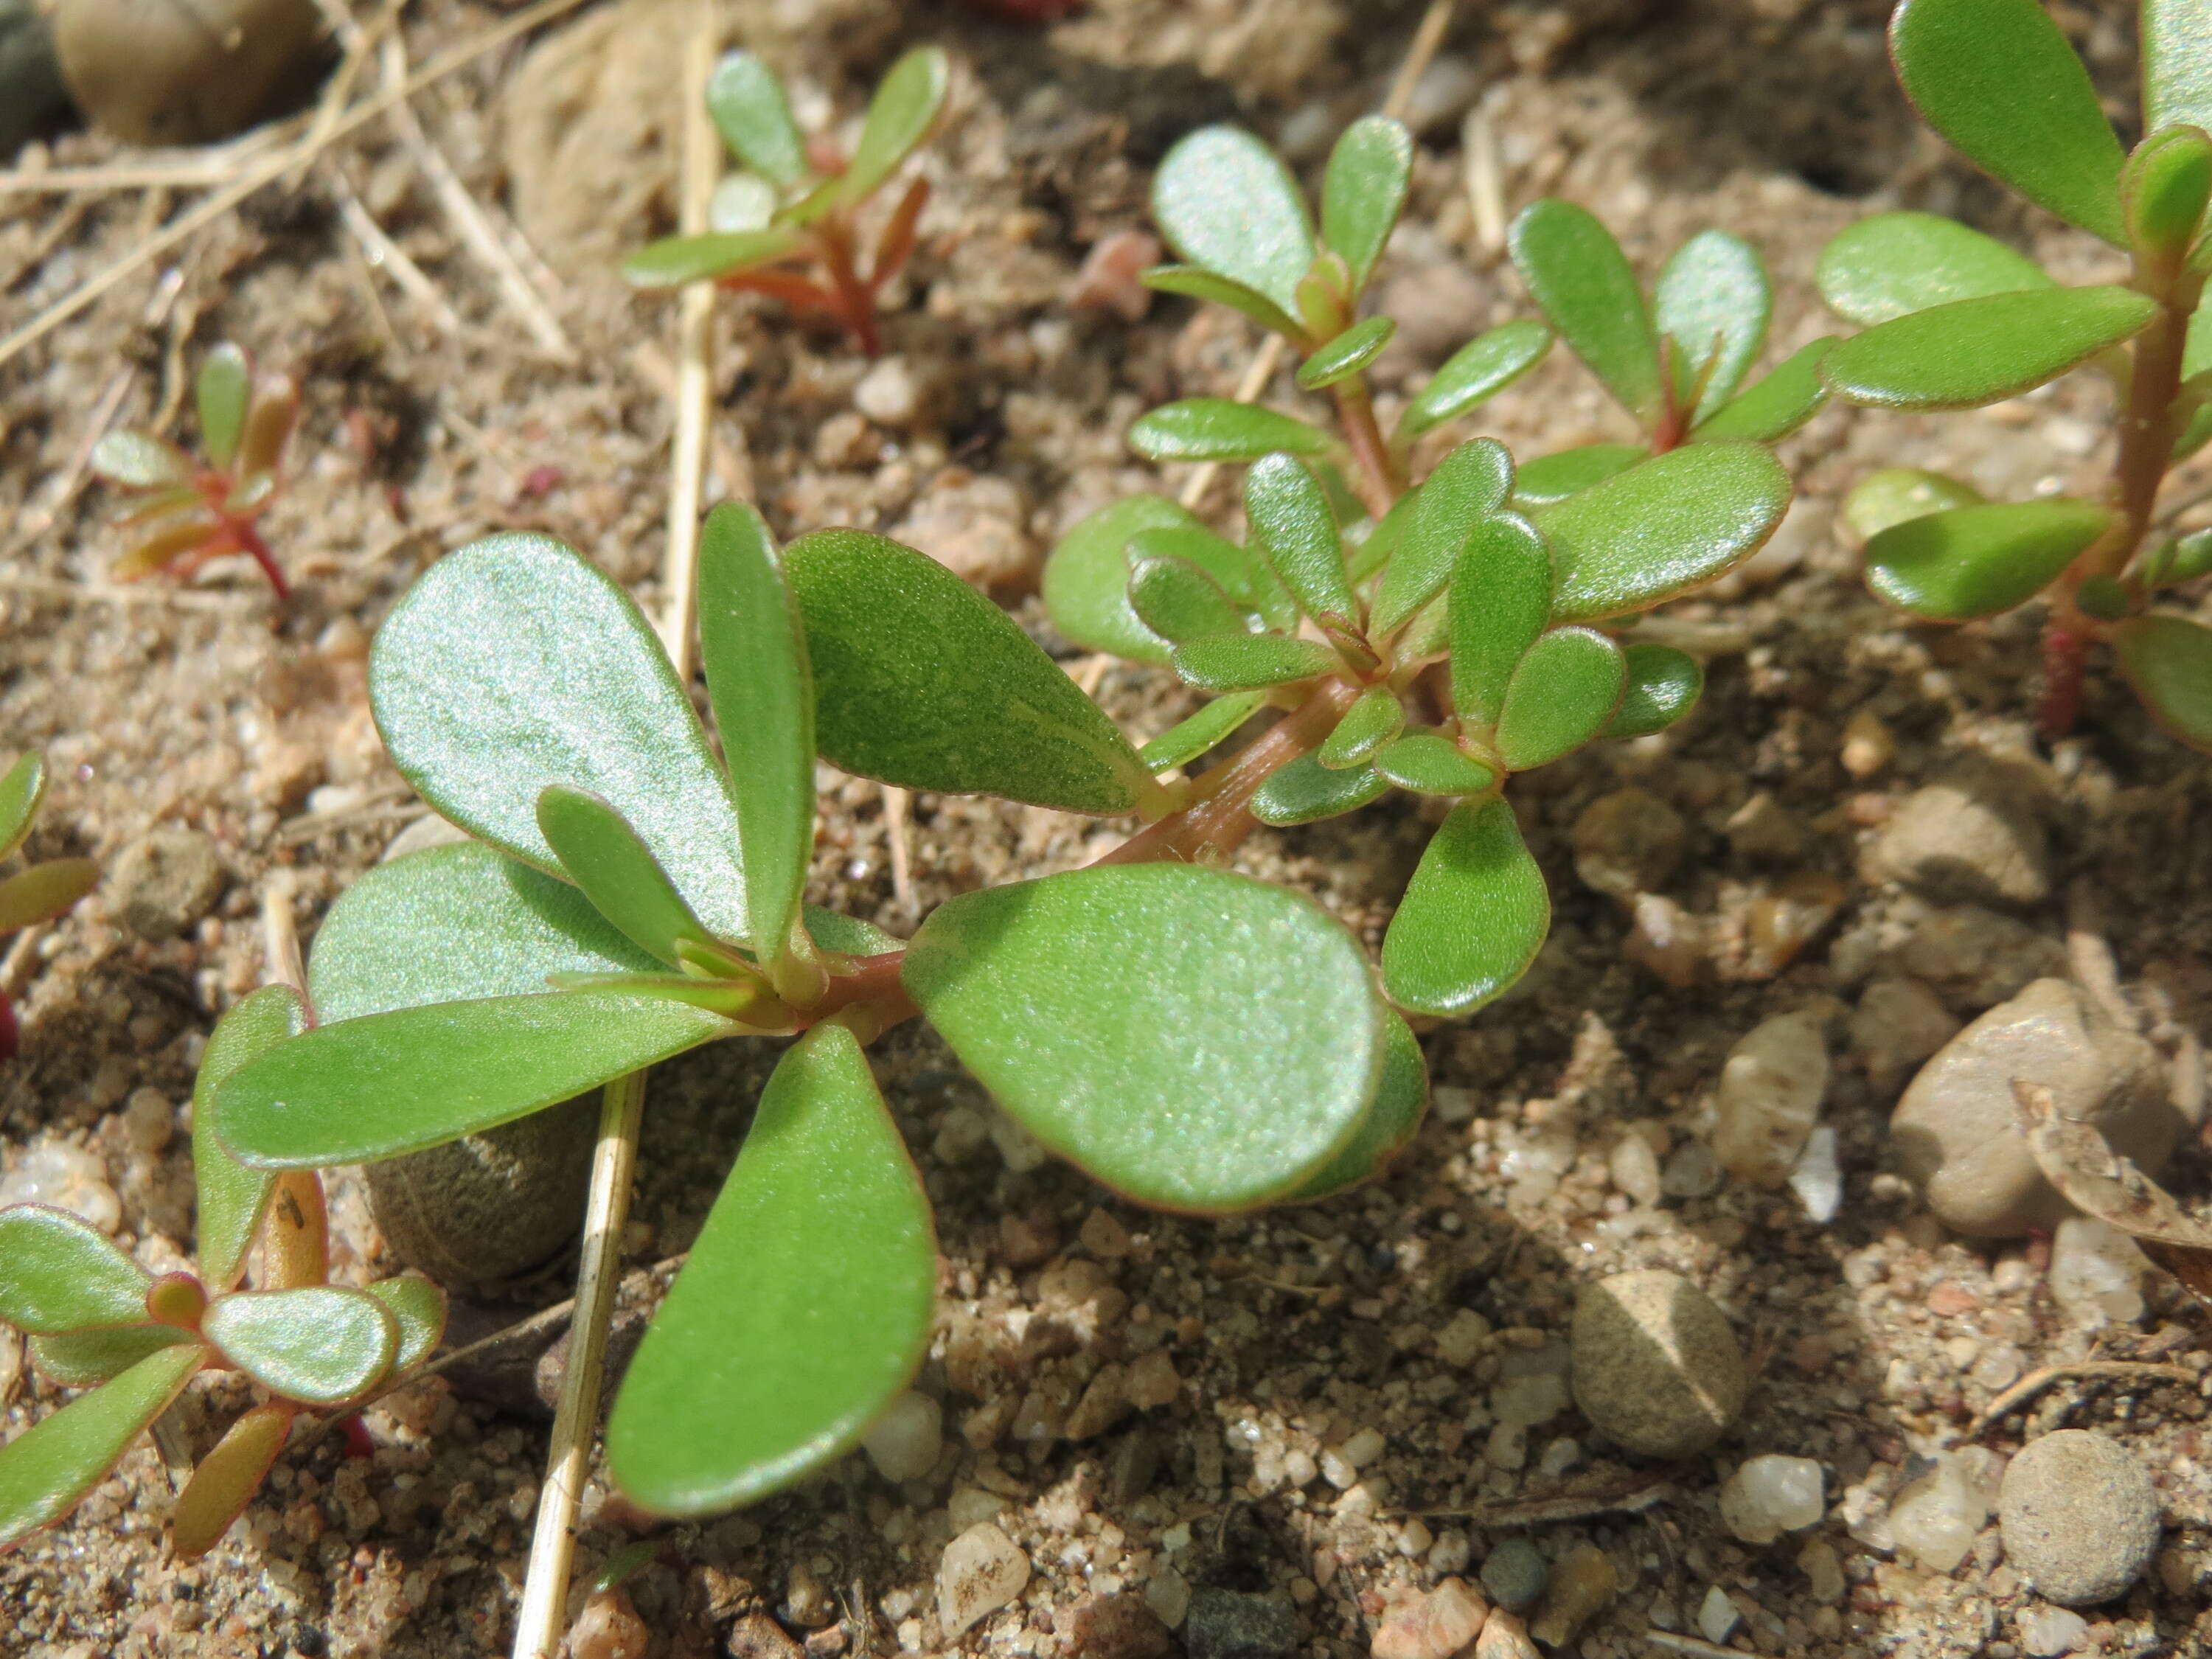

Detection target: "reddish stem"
[815, 219, 882, 357]
[1332, 379, 1401, 518]
[232, 520, 290, 602]
[2038, 626, 2089, 744]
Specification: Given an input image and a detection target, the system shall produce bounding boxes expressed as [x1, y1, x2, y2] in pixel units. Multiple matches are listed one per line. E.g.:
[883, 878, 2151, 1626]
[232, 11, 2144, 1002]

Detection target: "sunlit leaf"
[608, 1024, 934, 1513]
[193, 985, 308, 1292]
[171, 1401, 293, 1560]
[1140, 265, 1307, 341]
[1604, 642, 1704, 738]
[1509, 198, 1662, 423]
[1244, 454, 1352, 623]
[0, 753, 44, 861]
[706, 52, 806, 187]
[195, 344, 251, 470]
[1281, 1011, 1426, 1201]
[89, 431, 192, 490]
[1371, 733, 1497, 795]
[2123, 125, 2212, 258]
[1296, 316, 1397, 390]
[1396, 319, 1553, 444]
[1129, 556, 1245, 642]
[1128, 400, 1329, 463]
[0, 1206, 150, 1334]
[538, 787, 712, 967]
[201, 1286, 396, 1405]
[1346, 487, 1418, 584]
[1655, 230, 1769, 425]
[2146, 0, 2212, 136]
[0, 858, 97, 934]
[1449, 510, 1551, 728]
[2114, 613, 2212, 751]
[365, 1276, 446, 1373]
[1381, 799, 1549, 1016]
[1251, 752, 1391, 824]
[622, 229, 805, 288]
[0, 1343, 203, 1549]
[1172, 633, 1336, 691]
[1152, 125, 1316, 314]
[907, 863, 1387, 1211]
[1691, 338, 1834, 442]
[235, 378, 296, 479]
[1495, 626, 1627, 770]
[1318, 686, 1405, 769]
[1321, 116, 1413, 294]
[1045, 495, 1239, 666]
[804, 906, 902, 961]
[1841, 467, 1986, 543]
[1509, 443, 1644, 509]
[1372, 439, 1516, 637]
[1139, 692, 1268, 773]
[1815, 212, 2053, 325]
[29, 1326, 194, 1388]
[709, 173, 778, 234]
[841, 47, 950, 205]
[1863, 498, 2112, 618]
[1821, 286, 2157, 410]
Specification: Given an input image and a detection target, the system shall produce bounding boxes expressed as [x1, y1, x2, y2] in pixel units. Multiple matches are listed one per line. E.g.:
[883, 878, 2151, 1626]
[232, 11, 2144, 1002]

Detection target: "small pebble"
[1568, 787, 1686, 900]
[937, 1523, 1029, 1639]
[1999, 1431, 2163, 1606]
[1849, 978, 1960, 1091]
[1697, 1586, 1741, 1644]
[1888, 1448, 2002, 1572]
[1788, 1125, 1843, 1224]
[566, 1589, 649, 1659]
[1479, 1538, 1548, 1613]
[891, 473, 1034, 588]
[2017, 1604, 2091, 1657]
[1660, 1141, 1722, 1198]
[861, 1391, 942, 1483]
[1183, 1588, 1296, 1659]
[1798, 1538, 1846, 1602]
[110, 825, 224, 942]
[1863, 773, 2049, 906]
[1472, 1609, 1540, 1659]
[1713, 1010, 1829, 1188]
[1719, 1455, 1826, 1543]
[2047, 1217, 2147, 1328]
[1571, 1270, 1746, 1458]
[1369, 1576, 1486, 1659]
[0, 1138, 120, 1232]
[1527, 1542, 1614, 1648]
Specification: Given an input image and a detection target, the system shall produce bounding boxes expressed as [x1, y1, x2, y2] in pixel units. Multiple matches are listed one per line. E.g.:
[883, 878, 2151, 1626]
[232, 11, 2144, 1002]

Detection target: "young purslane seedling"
[0, 752, 97, 1062]
[1048, 116, 1798, 1016]
[1815, 0, 2212, 750]
[209, 507, 1425, 1522]
[624, 47, 948, 356]
[0, 987, 445, 1557]
[88, 344, 299, 599]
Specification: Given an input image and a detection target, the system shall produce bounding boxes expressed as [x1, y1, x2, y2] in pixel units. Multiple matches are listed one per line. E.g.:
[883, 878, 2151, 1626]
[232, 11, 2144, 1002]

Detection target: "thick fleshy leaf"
[365, 1277, 446, 1373]
[1509, 199, 1662, 423]
[0, 1207, 150, 1334]
[1371, 439, 1516, 636]
[1449, 511, 1552, 728]
[608, 1024, 934, 1513]
[192, 985, 309, 1291]
[201, 1287, 397, 1405]
[1396, 320, 1553, 443]
[1245, 454, 1352, 623]
[1815, 212, 2053, 326]
[841, 47, 949, 205]
[1381, 799, 1549, 1016]
[786, 530, 1155, 815]
[1534, 443, 1790, 621]
[1891, 0, 2125, 244]
[1046, 495, 1239, 666]
[0, 752, 42, 859]
[2147, 0, 2212, 135]
[1321, 116, 1413, 293]
[709, 173, 778, 234]
[1841, 467, 1986, 543]
[1128, 556, 1245, 642]
[1863, 498, 2111, 619]
[195, 344, 251, 470]
[1281, 1011, 1426, 1201]
[1346, 488, 1418, 584]
[1172, 634, 1335, 692]
[698, 503, 815, 967]
[1691, 338, 1834, 442]
[1509, 443, 1644, 509]
[1251, 753, 1391, 824]
[1151, 125, 1316, 315]
[1371, 733, 1497, 796]
[2115, 614, 2212, 751]
[537, 787, 711, 967]
[1296, 316, 1397, 390]
[804, 906, 902, 960]
[89, 430, 192, 490]
[1140, 265, 1306, 341]
[0, 858, 97, 934]
[706, 52, 806, 187]
[1821, 287, 2156, 410]
[1655, 230, 1769, 425]
[2122, 126, 2212, 258]
[622, 230, 805, 288]
[1139, 692, 1267, 773]
[371, 535, 749, 944]
[214, 992, 728, 1168]
[907, 863, 1386, 1211]
[1495, 627, 1627, 771]
[172, 1401, 293, 1560]
[1604, 642, 1704, 738]
[0, 1343, 203, 1548]
[1128, 400, 1329, 463]
[1318, 686, 1405, 769]
[29, 1326, 194, 1388]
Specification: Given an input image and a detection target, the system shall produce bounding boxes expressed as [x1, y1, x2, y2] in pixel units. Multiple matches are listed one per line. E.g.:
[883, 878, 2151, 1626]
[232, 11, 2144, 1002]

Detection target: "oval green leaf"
[1509, 443, 1645, 509]
[1140, 265, 1306, 341]
[1495, 626, 1627, 771]
[366, 1276, 447, 1374]
[1281, 1010, 1427, 1202]
[193, 985, 309, 1291]
[1371, 733, 1497, 796]
[1822, 286, 2157, 411]
[1296, 316, 1397, 390]
[1397, 319, 1554, 444]
[201, 1286, 397, 1405]
[841, 46, 950, 206]
[1251, 752, 1391, 825]
[0, 1206, 150, 1335]
[1655, 230, 1770, 425]
[1449, 510, 1552, 728]
[1152, 125, 1316, 315]
[1841, 467, 1986, 543]
[1045, 495, 1232, 666]
[2115, 613, 2212, 751]
[1321, 116, 1413, 294]
[2147, 0, 2212, 136]
[0, 1343, 204, 1549]
[1139, 692, 1267, 773]
[1128, 400, 1329, 464]
[193, 344, 251, 470]
[1380, 798, 1550, 1017]
[1691, 337, 1834, 442]
[2123, 125, 2212, 258]
[1244, 453, 1352, 623]
[172, 1400, 293, 1561]
[1372, 439, 1517, 637]
[537, 787, 712, 967]
[1604, 641, 1704, 739]
[1318, 686, 1405, 769]
[0, 751, 42, 859]
[622, 229, 804, 288]
[1129, 555, 1245, 643]
[0, 858, 97, 935]
[91, 430, 193, 490]
[29, 1325, 195, 1388]
[1864, 498, 2112, 619]
[1172, 633, 1336, 692]
[1815, 212, 2053, 326]
[706, 52, 806, 187]
[1509, 198, 1662, 424]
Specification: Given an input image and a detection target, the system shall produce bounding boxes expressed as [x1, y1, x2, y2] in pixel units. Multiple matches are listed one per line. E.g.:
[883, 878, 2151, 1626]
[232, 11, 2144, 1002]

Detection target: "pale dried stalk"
[883, 785, 915, 916]
[660, 0, 723, 680]
[259, 869, 306, 996]
[332, 172, 465, 335]
[1463, 105, 1507, 253]
[1380, 0, 1457, 124]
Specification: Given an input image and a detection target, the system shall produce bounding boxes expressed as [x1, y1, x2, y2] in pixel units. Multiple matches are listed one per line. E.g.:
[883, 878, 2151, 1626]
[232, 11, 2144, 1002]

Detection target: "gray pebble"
[1571, 1270, 1745, 1458]
[111, 826, 224, 942]
[1183, 1589, 1296, 1659]
[366, 1095, 597, 1287]
[1480, 1537, 1548, 1612]
[1998, 1430, 2163, 1606]
[1863, 771, 2048, 907]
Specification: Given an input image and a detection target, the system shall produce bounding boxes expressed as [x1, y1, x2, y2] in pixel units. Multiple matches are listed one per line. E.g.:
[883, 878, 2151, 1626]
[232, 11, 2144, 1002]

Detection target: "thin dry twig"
[1176, 339, 1284, 513]
[1381, 0, 1457, 125]
[659, 0, 724, 680]
[0, 574, 262, 611]
[259, 869, 307, 996]
[331, 168, 463, 335]
[0, 926, 46, 1001]
[1969, 1360, 2199, 1437]
[1463, 103, 1508, 254]
[1407, 1469, 1677, 1526]
[1645, 1632, 1753, 1659]
[883, 785, 916, 917]
[1, 367, 135, 560]
[0, 124, 305, 194]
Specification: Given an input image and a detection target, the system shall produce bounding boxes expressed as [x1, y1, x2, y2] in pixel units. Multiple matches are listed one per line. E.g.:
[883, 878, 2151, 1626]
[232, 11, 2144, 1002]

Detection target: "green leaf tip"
[1509, 198, 1661, 423]
[1152, 125, 1315, 316]
[1382, 798, 1549, 1017]
[1821, 286, 2157, 411]
[1864, 498, 2112, 619]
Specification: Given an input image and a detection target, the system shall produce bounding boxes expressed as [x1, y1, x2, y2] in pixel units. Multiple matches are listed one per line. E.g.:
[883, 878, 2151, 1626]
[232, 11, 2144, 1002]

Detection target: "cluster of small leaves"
[1813, 0, 2212, 750]
[0, 754, 97, 1062]
[624, 47, 948, 355]
[88, 344, 298, 599]
[0, 987, 445, 1557]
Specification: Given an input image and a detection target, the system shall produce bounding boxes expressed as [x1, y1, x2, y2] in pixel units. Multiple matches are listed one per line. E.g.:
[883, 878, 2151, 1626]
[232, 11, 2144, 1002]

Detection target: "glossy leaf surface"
[1139, 265, 1305, 341]
[1842, 467, 1986, 543]
[1129, 400, 1329, 463]
[1046, 495, 1229, 666]
[537, 787, 709, 967]
[1282, 1010, 1426, 1201]
[193, 985, 308, 1291]
[706, 52, 806, 187]
[1821, 287, 2156, 410]
[907, 863, 1386, 1211]
[1396, 319, 1553, 442]
[1139, 692, 1267, 773]
[1604, 642, 1704, 738]
[1655, 230, 1769, 424]
[1509, 443, 1644, 509]
[1245, 454, 1352, 622]
[1371, 734, 1496, 796]
[0, 859, 97, 934]
[1372, 439, 1516, 636]
[0, 752, 42, 858]
[29, 1325, 192, 1388]
[1321, 116, 1413, 293]
[0, 1343, 202, 1548]
[1381, 799, 1549, 1016]
[1495, 627, 1627, 770]
[1864, 498, 2111, 618]
[365, 1278, 445, 1373]
[1296, 316, 1397, 390]
[1448, 510, 1552, 727]
[2115, 613, 2212, 751]
[172, 1402, 293, 1560]
[841, 46, 949, 204]
[90, 430, 192, 490]
[622, 230, 804, 287]
[803, 906, 902, 960]
[202, 1286, 397, 1405]
[195, 344, 251, 469]
[1691, 338, 1834, 442]
[1172, 633, 1335, 692]
[0, 1206, 150, 1334]
[2146, 0, 2212, 135]
[2122, 125, 2212, 257]
[1815, 212, 2053, 325]
[609, 1024, 934, 1513]
[1318, 686, 1405, 769]
[1509, 199, 1662, 422]
[1534, 443, 1790, 621]
[1251, 753, 1391, 825]
[1128, 556, 1245, 642]
[1151, 125, 1315, 314]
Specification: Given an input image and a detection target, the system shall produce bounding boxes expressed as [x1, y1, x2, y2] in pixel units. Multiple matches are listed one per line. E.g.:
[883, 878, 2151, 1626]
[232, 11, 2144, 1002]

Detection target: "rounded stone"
[53, 0, 321, 145]
[1478, 1537, 1548, 1612]
[1571, 1270, 1745, 1458]
[1998, 1430, 2163, 1606]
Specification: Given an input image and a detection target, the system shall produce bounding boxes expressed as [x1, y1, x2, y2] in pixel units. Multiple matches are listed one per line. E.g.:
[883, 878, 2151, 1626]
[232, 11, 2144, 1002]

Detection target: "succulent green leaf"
[2161, 527, 2212, 585]
[698, 503, 816, 967]
[1171, 634, 1336, 692]
[1534, 442, 1790, 621]
[192, 985, 309, 1292]
[1371, 439, 1516, 636]
[1495, 626, 1628, 771]
[2124, 126, 2212, 258]
[1604, 642, 1704, 739]
[905, 863, 1387, 1211]
[1822, 287, 2157, 411]
[0, 1206, 151, 1334]
[1691, 337, 1834, 442]
[1509, 198, 1663, 424]
[2176, 395, 2212, 459]
[840, 46, 949, 204]
[29, 1325, 194, 1388]
[188, 344, 249, 470]
[366, 1277, 446, 1374]
[1448, 511, 1552, 728]
[709, 173, 779, 234]
[1381, 799, 1549, 1016]
[706, 52, 806, 187]
[608, 1023, 934, 1513]
[1318, 686, 1405, 769]
[1139, 265, 1307, 341]
[2147, 0, 2212, 136]
[1890, 0, 2125, 243]
[1371, 733, 1497, 796]
[1125, 523, 1259, 603]
[1128, 556, 1246, 642]
[1046, 495, 1234, 666]
[171, 1399, 294, 1561]
[1864, 498, 2112, 619]
[214, 992, 729, 1168]
[1244, 454, 1352, 622]
[1346, 487, 1418, 585]
[803, 905, 902, 960]
[2115, 613, 2212, 751]
[1397, 320, 1553, 443]
[1296, 316, 1397, 390]
[201, 1286, 397, 1405]
[1841, 467, 1986, 543]
[0, 858, 97, 936]
[2076, 573, 2132, 619]
[535, 787, 710, 968]
[371, 535, 750, 945]
[1151, 125, 1317, 314]
[0, 1343, 204, 1549]
[1655, 230, 1770, 425]
[1321, 116, 1413, 293]
[0, 752, 42, 860]
[1139, 692, 1267, 773]
[1251, 752, 1390, 824]
[91, 430, 193, 490]
[786, 529, 1155, 815]
[622, 229, 805, 288]
[1281, 1010, 1426, 1201]
[1128, 400, 1329, 464]
[1815, 212, 2053, 326]
[1509, 443, 1644, 509]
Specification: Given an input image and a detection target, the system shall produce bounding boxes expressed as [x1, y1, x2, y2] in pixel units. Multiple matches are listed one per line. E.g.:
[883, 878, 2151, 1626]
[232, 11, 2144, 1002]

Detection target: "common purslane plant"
[1046, 116, 1802, 1015]
[0, 987, 445, 1557]
[1815, 0, 2212, 749]
[623, 46, 948, 356]
[88, 344, 299, 599]
[0, 752, 97, 1062]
